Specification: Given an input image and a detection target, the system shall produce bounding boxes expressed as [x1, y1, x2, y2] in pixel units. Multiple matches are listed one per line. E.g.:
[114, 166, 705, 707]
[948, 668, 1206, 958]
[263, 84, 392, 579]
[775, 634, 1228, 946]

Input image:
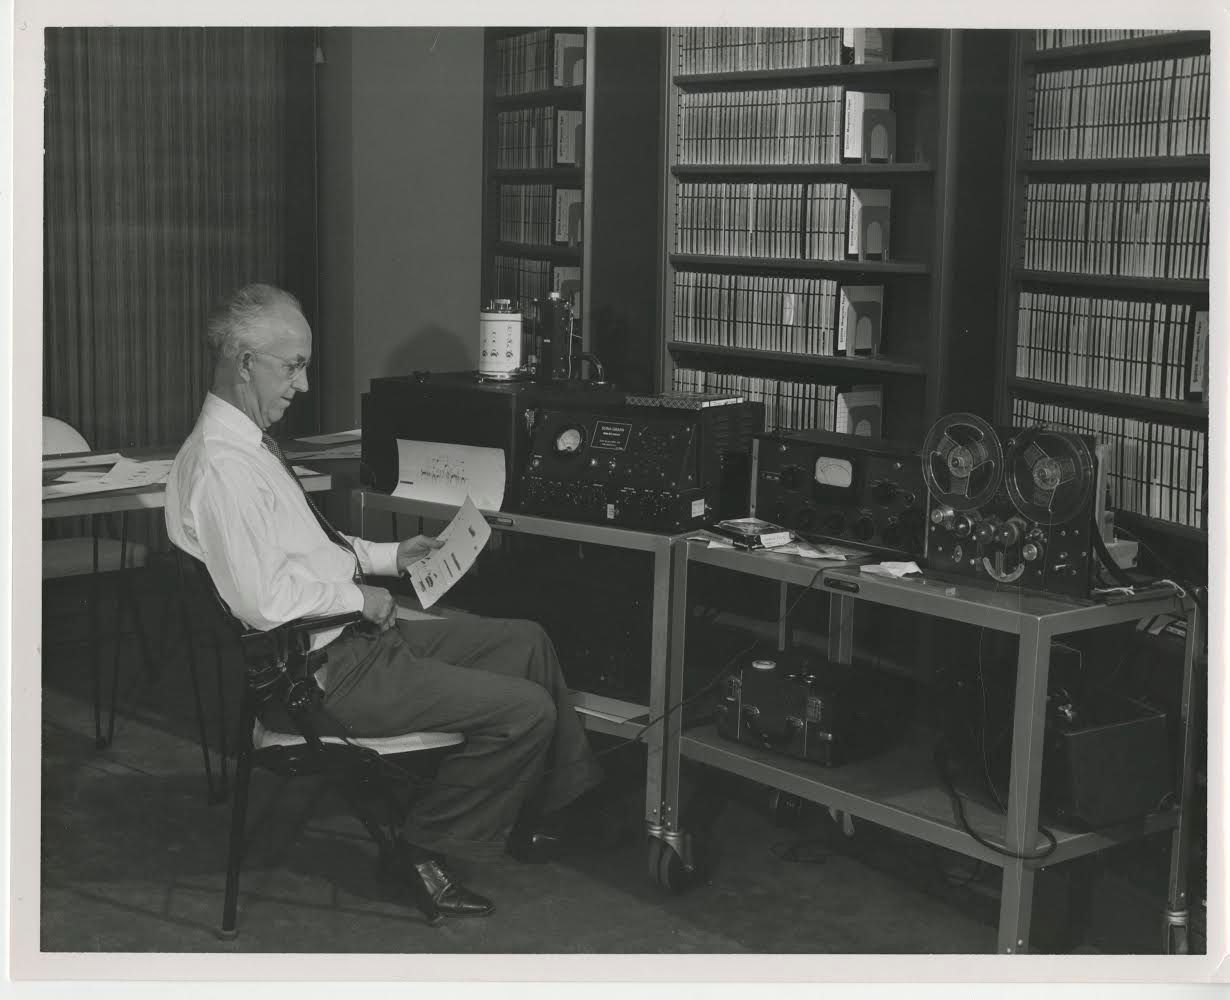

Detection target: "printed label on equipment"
[691, 499, 706, 518]
[606, 503, 616, 520]
[590, 420, 633, 451]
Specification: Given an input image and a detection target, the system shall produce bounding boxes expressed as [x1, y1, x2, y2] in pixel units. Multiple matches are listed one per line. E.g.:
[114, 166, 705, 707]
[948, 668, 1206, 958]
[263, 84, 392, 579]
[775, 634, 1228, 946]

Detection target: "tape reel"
[1004, 426, 1095, 526]
[921, 412, 1004, 512]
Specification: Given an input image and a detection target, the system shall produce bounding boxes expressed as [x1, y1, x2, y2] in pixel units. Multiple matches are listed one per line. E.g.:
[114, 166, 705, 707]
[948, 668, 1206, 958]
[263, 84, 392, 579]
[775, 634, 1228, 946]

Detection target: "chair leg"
[176, 552, 222, 803]
[212, 634, 231, 800]
[218, 735, 253, 940]
[89, 521, 106, 750]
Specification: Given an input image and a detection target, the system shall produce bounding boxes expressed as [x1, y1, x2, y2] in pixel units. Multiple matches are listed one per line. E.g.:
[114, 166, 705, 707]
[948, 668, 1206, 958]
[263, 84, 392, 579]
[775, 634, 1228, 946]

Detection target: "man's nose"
[293, 367, 309, 392]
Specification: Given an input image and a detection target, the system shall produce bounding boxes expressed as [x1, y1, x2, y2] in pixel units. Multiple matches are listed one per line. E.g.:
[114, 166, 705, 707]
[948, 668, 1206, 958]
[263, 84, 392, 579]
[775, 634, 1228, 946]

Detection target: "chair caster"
[216, 926, 239, 941]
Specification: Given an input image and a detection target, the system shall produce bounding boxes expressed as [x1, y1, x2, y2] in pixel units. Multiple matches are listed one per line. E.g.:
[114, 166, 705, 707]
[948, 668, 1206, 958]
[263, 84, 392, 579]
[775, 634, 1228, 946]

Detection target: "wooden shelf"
[492, 241, 582, 262]
[1015, 269, 1208, 296]
[1008, 378, 1208, 422]
[668, 342, 926, 377]
[492, 85, 584, 108]
[674, 58, 939, 90]
[1115, 509, 1206, 544]
[673, 162, 933, 179]
[491, 167, 584, 183]
[1024, 31, 1209, 68]
[671, 253, 928, 277]
[1019, 156, 1209, 176]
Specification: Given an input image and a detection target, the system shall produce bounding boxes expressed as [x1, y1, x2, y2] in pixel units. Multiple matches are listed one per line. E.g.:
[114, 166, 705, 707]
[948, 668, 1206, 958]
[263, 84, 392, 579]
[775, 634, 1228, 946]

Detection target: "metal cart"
[654, 538, 1201, 954]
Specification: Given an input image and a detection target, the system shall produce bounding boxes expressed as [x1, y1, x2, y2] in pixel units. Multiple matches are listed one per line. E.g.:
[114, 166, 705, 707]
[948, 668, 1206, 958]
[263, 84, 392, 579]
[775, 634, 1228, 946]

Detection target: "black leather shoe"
[412, 859, 495, 917]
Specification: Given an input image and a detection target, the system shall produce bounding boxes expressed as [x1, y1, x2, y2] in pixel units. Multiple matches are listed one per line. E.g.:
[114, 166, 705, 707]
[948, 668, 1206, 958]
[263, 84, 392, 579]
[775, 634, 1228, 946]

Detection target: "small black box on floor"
[1042, 691, 1171, 829]
[715, 652, 914, 766]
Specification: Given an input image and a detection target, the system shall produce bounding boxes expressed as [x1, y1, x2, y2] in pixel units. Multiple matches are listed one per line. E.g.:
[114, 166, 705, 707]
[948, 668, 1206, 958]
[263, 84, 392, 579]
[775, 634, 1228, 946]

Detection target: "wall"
[317, 27, 485, 430]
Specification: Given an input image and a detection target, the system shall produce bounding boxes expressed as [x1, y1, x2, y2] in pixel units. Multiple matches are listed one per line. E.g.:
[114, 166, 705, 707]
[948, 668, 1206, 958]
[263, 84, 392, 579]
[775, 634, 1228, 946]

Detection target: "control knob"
[973, 517, 1001, 546]
[930, 505, 955, 525]
[996, 518, 1026, 547]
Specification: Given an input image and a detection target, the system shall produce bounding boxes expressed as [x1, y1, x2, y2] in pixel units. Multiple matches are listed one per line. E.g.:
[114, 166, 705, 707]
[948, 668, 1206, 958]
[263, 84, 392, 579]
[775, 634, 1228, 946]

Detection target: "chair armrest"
[240, 611, 363, 642]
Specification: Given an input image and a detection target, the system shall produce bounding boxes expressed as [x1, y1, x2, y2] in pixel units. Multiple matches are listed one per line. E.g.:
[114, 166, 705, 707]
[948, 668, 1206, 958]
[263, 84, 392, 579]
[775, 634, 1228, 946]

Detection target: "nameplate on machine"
[589, 420, 632, 451]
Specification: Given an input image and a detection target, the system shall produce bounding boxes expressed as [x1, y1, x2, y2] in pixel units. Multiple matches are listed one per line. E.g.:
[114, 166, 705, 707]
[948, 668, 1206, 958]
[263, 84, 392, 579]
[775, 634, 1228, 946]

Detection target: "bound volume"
[712, 517, 794, 549]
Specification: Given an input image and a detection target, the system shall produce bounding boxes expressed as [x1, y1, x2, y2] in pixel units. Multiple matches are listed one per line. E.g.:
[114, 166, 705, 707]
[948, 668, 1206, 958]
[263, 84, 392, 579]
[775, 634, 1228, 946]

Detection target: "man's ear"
[237, 350, 254, 383]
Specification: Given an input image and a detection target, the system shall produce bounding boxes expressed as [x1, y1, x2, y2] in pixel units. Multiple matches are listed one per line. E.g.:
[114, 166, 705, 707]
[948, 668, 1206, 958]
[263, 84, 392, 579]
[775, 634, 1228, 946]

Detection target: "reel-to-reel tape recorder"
[922, 413, 1098, 600]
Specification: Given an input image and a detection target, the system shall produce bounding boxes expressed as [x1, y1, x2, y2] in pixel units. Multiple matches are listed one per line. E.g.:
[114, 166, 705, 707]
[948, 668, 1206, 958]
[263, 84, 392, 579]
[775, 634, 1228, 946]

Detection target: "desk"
[42, 447, 334, 799]
[350, 488, 684, 839]
[658, 539, 1201, 954]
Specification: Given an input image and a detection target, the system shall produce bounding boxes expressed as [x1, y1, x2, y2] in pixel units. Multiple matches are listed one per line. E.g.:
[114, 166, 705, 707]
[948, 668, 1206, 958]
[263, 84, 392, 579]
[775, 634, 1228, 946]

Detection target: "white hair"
[206, 284, 303, 362]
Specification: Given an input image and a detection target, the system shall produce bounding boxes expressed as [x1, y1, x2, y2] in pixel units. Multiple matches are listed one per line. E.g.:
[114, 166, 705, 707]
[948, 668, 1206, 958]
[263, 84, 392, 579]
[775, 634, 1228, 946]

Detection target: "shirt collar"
[202, 391, 264, 447]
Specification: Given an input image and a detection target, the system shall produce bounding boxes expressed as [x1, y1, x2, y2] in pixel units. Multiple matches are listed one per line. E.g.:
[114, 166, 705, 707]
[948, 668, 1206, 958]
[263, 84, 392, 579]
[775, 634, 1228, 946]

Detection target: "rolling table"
[350, 488, 685, 840]
[657, 538, 1201, 954]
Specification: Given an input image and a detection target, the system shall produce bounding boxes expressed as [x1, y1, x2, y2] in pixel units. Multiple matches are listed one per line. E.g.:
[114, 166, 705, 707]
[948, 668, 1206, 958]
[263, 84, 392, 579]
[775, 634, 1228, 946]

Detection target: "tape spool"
[751, 659, 776, 671]
[478, 300, 523, 380]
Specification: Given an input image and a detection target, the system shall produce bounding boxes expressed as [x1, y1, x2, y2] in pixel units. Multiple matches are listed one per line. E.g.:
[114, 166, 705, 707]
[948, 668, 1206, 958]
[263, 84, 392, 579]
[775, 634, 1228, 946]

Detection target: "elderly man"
[166, 283, 603, 919]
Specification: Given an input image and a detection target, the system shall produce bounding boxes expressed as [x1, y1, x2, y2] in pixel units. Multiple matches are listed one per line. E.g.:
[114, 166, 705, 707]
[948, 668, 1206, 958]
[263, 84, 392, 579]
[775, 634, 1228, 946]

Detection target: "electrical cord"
[933, 738, 1059, 862]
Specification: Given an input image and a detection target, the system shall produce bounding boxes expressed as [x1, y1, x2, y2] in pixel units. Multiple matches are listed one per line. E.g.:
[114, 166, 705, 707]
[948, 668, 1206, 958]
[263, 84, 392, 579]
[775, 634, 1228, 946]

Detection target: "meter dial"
[813, 456, 853, 488]
[554, 426, 585, 455]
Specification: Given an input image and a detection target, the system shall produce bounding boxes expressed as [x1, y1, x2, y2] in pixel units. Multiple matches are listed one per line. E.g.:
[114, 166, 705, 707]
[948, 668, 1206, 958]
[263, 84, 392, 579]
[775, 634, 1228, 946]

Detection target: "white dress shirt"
[166, 392, 398, 648]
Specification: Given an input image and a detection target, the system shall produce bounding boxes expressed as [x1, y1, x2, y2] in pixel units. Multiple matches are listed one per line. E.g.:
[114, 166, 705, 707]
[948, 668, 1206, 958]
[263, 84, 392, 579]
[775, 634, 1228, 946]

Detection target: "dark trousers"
[312, 615, 604, 862]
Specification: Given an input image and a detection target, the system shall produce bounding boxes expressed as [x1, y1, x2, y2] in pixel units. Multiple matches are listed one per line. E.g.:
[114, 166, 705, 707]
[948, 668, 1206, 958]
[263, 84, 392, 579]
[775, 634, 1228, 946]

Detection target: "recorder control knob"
[973, 518, 1001, 546]
[952, 514, 974, 538]
[997, 518, 1026, 547]
[854, 515, 877, 542]
[930, 506, 955, 526]
[1022, 542, 1042, 563]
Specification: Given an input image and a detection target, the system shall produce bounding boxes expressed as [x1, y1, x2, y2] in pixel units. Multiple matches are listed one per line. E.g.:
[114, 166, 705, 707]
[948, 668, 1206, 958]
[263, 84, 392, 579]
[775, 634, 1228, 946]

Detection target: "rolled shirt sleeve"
[346, 536, 402, 578]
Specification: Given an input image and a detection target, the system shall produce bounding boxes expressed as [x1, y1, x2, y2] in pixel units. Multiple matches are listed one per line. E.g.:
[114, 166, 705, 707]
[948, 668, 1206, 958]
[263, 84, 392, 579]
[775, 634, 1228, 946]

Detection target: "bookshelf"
[657, 28, 981, 443]
[481, 28, 662, 390]
[994, 29, 1210, 555]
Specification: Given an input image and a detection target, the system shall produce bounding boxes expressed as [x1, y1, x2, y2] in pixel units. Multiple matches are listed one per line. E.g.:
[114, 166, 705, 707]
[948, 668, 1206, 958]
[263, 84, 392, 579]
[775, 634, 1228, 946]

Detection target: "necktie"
[262, 432, 364, 585]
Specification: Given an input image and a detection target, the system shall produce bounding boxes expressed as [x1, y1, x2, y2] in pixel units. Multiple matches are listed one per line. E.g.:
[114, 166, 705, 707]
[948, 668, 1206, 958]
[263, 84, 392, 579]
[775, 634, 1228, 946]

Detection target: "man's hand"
[358, 584, 398, 631]
[396, 534, 445, 574]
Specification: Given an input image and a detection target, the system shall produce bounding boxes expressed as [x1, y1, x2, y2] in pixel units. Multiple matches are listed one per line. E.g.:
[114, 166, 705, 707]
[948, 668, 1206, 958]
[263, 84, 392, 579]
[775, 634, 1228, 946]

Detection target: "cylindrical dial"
[973, 518, 1000, 546]
[953, 514, 974, 538]
[997, 518, 1026, 547]
[1022, 542, 1042, 562]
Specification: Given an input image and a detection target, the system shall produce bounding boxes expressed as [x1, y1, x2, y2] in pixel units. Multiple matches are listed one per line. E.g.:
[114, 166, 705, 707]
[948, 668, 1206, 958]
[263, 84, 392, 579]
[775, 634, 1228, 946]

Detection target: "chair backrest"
[43, 417, 90, 456]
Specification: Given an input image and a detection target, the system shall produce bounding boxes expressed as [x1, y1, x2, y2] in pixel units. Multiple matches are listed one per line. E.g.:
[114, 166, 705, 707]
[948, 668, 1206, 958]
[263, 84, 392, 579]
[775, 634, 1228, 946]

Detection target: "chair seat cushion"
[42, 538, 149, 579]
[252, 717, 463, 754]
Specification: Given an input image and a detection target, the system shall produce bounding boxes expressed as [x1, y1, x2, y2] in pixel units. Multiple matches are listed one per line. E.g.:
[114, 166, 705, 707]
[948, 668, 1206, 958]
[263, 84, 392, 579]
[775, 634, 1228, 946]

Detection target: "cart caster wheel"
[648, 837, 690, 893]
[769, 790, 805, 828]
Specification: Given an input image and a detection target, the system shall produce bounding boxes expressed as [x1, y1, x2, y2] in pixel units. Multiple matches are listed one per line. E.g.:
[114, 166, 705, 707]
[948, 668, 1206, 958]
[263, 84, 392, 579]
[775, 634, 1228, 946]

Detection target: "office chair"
[43, 416, 151, 747]
[186, 558, 463, 937]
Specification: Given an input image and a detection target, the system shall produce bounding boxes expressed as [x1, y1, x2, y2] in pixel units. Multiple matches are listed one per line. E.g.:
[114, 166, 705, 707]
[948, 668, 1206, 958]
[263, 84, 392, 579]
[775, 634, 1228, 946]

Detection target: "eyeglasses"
[251, 350, 310, 378]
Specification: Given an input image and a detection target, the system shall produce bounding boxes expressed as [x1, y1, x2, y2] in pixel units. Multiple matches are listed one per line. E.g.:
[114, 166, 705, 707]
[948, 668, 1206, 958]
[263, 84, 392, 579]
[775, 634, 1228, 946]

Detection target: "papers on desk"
[294, 428, 361, 445]
[42, 457, 173, 499]
[859, 560, 922, 578]
[392, 439, 505, 510]
[286, 442, 362, 460]
[405, 496, 490, 610]
[686, 531, 863, 560]
[42, 452, 122, 470]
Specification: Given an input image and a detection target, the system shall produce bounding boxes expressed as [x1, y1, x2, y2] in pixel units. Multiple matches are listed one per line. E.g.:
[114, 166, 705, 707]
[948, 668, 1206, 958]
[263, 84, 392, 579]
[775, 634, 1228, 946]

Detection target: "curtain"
[43, 27, 320, 451]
